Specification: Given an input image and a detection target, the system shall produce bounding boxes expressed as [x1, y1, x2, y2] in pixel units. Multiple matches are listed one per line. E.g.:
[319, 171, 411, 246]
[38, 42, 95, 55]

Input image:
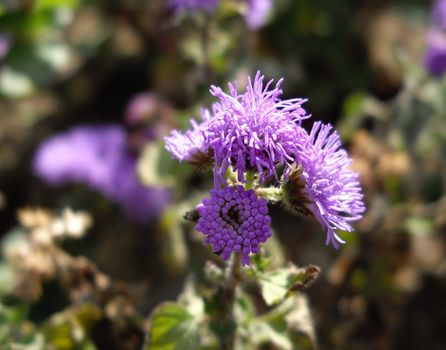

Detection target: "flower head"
[425, 0, 446, 76]
[164, 111, 214, 169]
[289, 122, 365, 248]
[432, 0, 446, 28]
[207, 71, 309, 185]
[33, 125, 125, 195]
[425, 28, 446, 77]
[170, 0, 219, 13]
[196, 186, 272, 266]
[244, 0, 272, 30]
[165, 72, 309, 181]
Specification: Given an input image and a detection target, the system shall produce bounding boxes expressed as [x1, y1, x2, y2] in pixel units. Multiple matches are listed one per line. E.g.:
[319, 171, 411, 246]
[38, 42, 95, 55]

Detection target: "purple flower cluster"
[34, 125, 169, 224]
[196, 186, 271, 266]
[425, 0, 446, 76]
[165, 72, 309, 185]
[298, 122, 365, 248]
[34, 125, 124, 192]
[209, 73, 309, 185]
[166, 71, 365, 262]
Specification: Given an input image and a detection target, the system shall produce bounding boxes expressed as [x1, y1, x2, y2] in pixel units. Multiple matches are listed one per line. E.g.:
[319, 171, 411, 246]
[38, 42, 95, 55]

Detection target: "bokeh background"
[0, 0, 445, 349]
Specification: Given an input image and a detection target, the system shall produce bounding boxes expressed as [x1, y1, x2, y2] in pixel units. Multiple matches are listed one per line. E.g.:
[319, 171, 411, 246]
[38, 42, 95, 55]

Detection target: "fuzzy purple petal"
[298, 122, 365, 247]
[207, 71, 309, 185]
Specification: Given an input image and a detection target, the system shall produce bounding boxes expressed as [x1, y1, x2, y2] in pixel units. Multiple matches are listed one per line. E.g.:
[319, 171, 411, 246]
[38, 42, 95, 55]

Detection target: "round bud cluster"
[196, 186, 272, 266]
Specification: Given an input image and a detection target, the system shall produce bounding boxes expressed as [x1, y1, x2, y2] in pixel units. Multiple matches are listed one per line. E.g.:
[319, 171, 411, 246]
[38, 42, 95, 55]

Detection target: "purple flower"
[208, 71, 309, 185]
[425, 28, 446, 76]
[33, 125, 125, 195]
[244, 0, 272, 30]
[296, 122, 365, 248]
[164, 109, 214, 169]
[125, 93, 174, 151]
[165, 71, 309, 185]
[113, 152, 171, 223]
[0, 34, 11, 61]
[170, 0, 219, 12]
[432, 0, 446, 28]
[196, 186, 272, 266]
[33, 125, 169, 224]
[425, 0, 446, 76]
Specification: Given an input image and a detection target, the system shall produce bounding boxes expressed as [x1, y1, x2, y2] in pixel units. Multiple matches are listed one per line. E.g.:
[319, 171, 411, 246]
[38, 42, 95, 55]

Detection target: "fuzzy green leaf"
[256, 265, 320, 306]
[148, 302, 201, 350]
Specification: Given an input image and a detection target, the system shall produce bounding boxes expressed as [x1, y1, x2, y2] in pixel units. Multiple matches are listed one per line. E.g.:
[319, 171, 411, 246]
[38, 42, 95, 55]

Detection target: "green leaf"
[43, 304, 101, 350]
[137, 142, 192, 188]
[339, 92, 387, 140]
[34, 0, 78, 11]
[256, 265, 320, 306]
[148, 302, 202, 350]
[237, 294, 316, 350]
[248, 322, 293, 350]
[0, 67, 35, 98]
[0, 263, 15, 296]
[157, 207, 188, 276]
[405, 216, 434, 236]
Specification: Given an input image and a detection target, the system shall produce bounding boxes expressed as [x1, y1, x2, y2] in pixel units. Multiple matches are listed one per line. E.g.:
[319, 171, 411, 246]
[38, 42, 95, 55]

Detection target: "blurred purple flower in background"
[112, 152, 171, 224]
[125, 93, 174, 150]
[170, 0, 272, 30]
[34, 125, 124, 193]
[170, 0, 219, 12]
[432, 0, 446, 27]
[425, 0, 446, 76]
[34, 125, 169, 224]
[244, 0, 272, 30]
[0, 33, 11, 61]
[425, 29, 446, 76]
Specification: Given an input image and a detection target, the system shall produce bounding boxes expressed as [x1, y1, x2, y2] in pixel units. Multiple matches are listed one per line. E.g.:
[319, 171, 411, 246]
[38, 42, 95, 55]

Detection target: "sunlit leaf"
[44, 304, 101, 350]
[147, 302, 202, 350]
[405, 216, 434, 236]
[0, 67, 34, 98]
[0, 264, 15, 296]
[34, 0, 78, 11]
[138, 142, 193, 189]
[157, 206, 188, 276]
[256, 265, 320, 306]
[248, 322, 293, 350]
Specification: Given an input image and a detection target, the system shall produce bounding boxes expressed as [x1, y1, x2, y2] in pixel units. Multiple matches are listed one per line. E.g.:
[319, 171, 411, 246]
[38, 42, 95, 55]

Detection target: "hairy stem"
[219, 254, 242, 350]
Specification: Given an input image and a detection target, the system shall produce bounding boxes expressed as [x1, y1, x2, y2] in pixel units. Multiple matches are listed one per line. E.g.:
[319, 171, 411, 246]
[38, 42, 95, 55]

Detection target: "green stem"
[220, 254, 242, 350]
[255, 187, 283, 203]
[245, 171, 255, 190]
